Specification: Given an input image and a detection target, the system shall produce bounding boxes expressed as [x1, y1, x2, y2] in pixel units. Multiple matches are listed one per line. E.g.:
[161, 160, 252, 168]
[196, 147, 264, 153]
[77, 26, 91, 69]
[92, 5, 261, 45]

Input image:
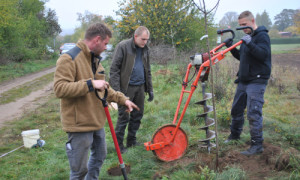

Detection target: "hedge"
[270, 38, 300, 44]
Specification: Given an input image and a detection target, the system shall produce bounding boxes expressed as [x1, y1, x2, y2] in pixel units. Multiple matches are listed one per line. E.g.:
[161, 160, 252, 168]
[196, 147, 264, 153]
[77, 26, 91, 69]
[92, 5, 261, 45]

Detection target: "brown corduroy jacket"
[54, 40, 128, 132]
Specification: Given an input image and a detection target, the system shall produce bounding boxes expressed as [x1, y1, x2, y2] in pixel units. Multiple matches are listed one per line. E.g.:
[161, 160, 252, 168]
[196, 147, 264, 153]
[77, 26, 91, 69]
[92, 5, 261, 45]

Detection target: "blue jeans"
[66, 129, 107, 180]
[230, 82, 266, 144]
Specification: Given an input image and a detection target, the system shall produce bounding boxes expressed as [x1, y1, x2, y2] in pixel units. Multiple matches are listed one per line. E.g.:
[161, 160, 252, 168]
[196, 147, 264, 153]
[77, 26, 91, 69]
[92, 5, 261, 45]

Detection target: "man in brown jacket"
[109, 26, 153, 153]
[54, 23, 138, 180]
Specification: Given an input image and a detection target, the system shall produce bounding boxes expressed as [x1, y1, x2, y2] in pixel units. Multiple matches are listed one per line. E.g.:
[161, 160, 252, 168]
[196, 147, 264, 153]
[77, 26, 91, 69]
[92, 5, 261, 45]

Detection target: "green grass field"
[0, 46, 299, 179]
[271, 43, 300, 54]
[0, 58, 57, 84]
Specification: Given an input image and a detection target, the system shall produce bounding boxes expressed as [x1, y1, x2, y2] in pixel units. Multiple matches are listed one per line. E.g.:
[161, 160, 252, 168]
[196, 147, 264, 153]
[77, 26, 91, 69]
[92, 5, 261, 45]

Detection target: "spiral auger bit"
[195, 82, 216, 153]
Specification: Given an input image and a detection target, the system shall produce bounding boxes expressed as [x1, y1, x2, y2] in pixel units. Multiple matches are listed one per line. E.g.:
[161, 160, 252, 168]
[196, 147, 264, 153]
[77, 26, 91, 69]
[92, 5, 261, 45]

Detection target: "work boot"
[118, 142, 127, 154]
[127, 141, 142, 148]
[120, 145, 127, 154]
[240, 144, 263, 156]
[224, 134, 240, 143]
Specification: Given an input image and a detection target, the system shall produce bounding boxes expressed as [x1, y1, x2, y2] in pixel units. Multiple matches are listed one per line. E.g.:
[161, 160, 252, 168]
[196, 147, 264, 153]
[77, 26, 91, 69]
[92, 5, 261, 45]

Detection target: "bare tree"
[192, 0, 220, 170]
[219, 11, 239, 29]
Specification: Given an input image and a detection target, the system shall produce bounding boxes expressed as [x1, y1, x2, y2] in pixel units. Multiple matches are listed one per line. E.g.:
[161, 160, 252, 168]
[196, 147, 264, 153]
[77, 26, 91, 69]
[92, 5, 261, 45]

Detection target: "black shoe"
[240, 144, 263, 156]
[120, 146, 127, 154]
[224, 134, 240, 143]
[127, 141, 142, 148]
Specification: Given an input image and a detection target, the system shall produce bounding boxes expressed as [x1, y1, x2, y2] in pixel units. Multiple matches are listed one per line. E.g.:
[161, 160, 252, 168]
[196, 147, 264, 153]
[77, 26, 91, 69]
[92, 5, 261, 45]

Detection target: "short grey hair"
[134, 26, 150, 37]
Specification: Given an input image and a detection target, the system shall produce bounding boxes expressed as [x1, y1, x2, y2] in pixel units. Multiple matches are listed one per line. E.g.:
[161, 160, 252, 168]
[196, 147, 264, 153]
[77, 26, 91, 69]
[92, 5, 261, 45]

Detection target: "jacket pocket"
[95, 73, 105, 80]
[95, 64, 106, 80]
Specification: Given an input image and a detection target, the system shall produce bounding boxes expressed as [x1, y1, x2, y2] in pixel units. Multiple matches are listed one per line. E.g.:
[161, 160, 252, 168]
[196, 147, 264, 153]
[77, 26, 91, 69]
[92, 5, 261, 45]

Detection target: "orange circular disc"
[151, 124, 188, 162]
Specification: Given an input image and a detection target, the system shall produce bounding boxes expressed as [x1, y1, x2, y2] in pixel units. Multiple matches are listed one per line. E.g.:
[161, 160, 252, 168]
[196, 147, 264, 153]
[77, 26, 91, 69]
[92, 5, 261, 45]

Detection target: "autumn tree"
[0, 0, 61, 62]
[294, 9, 300, 34]
[64, 11, 114, 44]
[0, 0, 21, 60]
[115, 0, 214, 50]
[45, 9, 62, 38]
[274, 9, 297, 31]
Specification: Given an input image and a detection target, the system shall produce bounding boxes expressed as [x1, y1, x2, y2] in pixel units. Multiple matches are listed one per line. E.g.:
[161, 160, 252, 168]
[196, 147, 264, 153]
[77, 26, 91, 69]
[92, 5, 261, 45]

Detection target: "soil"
[153, 142, 299, 180]
[0, 53, 299, 178]
[271, 53, 300, 68]
[107, 164, 131, 176]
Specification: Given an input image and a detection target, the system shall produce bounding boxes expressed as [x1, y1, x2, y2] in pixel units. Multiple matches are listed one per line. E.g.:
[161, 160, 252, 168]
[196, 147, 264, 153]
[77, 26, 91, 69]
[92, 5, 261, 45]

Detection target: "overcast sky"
[46, 0, 300, 33]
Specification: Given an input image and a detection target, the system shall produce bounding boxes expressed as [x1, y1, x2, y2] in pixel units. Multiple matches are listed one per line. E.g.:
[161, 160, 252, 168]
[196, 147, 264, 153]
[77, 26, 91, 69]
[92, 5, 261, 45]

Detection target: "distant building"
[278, 32, 292, 38]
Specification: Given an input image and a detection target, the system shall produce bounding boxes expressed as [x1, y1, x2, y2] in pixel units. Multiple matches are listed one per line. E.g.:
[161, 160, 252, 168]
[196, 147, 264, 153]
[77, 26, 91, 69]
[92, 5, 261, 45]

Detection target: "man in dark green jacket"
[109, 26, 153, 153]
[224, 11, 271, 156]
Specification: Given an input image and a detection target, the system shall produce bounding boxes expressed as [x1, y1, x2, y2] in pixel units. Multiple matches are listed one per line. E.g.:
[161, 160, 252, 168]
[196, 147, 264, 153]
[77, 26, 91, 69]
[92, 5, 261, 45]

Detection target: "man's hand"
[241, 35, 252, 45]
[92, 80, 109, 91]
[224, 38, 233, 47]
[124, 100, 140, 113]
[147, 91, 154, 102]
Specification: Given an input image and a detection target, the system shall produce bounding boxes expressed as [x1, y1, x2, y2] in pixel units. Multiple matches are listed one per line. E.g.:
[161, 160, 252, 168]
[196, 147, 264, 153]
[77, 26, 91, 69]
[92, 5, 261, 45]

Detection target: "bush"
[150, 44, 176, 64]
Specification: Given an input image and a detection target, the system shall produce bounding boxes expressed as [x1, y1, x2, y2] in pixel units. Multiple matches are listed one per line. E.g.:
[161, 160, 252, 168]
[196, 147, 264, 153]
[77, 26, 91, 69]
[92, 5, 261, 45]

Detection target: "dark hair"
[238, 11, 254, 20]
[85, 23, 112, 40]
[134, 26, 150, 36]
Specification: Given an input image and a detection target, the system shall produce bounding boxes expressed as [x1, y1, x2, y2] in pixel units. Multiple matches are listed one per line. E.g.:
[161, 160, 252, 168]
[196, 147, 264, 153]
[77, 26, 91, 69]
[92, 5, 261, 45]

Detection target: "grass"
[216, 165, 246, 180]
[0, 58, 57, 84]
[0, 50, 299, 179]
[271, 44, 300, 54]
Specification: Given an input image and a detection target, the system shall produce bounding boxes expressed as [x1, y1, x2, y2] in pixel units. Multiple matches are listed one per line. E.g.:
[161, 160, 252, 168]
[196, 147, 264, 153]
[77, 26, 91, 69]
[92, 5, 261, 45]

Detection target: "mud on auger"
[144, 26, 253, 162]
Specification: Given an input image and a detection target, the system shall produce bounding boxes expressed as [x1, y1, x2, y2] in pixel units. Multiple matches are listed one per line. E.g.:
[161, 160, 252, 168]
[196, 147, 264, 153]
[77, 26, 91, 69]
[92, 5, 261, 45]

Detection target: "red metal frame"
[144, 40, 243, 151]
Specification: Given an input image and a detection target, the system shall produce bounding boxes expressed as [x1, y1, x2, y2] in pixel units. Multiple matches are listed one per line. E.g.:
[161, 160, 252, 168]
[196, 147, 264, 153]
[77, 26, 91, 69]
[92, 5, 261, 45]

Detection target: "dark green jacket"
[109, 37, 153, 94]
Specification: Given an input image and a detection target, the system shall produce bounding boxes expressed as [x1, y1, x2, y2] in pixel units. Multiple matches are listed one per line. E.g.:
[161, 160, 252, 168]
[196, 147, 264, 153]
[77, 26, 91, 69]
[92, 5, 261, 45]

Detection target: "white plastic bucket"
[21, 129, 40, 148]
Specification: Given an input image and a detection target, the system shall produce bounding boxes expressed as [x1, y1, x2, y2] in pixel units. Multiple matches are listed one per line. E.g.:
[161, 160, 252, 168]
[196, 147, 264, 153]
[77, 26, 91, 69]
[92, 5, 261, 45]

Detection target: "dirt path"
[0, 67, 55, 128]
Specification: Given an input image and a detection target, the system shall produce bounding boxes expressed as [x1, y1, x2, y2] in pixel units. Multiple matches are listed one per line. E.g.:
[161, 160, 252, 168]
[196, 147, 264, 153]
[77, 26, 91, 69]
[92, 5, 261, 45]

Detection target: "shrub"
[271, 38, 300, 44]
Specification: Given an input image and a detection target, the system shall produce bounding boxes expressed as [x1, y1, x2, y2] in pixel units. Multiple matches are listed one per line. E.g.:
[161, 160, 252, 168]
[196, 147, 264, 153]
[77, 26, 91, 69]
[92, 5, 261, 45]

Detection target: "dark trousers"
[115, 84, 145, 147]
[230, 82, 267, 144]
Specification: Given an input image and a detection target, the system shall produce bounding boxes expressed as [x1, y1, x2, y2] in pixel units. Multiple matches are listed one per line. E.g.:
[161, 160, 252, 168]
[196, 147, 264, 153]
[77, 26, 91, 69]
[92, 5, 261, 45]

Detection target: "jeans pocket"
[66, 143, 79, 172]
[249, 96, 264, 120]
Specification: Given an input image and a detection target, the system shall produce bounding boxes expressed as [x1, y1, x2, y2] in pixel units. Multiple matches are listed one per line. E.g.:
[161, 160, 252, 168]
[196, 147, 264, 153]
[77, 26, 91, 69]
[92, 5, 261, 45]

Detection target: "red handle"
[104, 107, 124, 164]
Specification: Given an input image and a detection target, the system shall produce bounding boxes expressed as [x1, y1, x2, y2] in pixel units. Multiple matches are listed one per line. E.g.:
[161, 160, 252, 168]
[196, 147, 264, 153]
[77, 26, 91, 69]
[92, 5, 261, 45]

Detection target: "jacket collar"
[77, 40, 101, 61]
[77, 40, 91, 59]
[130, 36, 149, 51]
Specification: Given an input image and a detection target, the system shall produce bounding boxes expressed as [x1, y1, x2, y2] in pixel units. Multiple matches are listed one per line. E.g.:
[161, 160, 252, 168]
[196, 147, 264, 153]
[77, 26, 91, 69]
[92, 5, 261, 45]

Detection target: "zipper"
[126, 54, 136, 90]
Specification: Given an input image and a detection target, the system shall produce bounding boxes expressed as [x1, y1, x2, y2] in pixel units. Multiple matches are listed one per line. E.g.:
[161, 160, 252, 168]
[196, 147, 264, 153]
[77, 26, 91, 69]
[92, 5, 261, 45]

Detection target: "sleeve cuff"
[86, 79, 95, 92]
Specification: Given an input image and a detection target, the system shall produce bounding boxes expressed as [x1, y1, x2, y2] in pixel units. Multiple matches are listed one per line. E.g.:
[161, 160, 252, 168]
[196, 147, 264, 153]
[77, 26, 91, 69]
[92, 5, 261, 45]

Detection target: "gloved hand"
[241, 35, 252, 45]
[147, 91, 154, 102]
[224, 38, 233, 47]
